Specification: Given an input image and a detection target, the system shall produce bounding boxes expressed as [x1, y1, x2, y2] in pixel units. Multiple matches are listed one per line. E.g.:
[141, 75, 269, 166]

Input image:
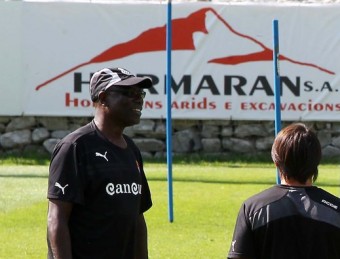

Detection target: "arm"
[47, 199, 73, 259]
[134, 214, 148, 259]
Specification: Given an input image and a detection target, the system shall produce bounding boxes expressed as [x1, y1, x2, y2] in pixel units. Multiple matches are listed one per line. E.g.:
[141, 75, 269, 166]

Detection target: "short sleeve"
[47, 141, 85, 204]
[227, 203, 255, 258]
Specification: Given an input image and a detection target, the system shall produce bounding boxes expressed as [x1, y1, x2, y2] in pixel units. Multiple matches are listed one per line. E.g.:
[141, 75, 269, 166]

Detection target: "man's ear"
[98, 91, 106, 106]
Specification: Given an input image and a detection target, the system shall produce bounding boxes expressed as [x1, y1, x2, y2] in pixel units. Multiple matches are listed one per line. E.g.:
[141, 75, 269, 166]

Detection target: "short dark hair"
[271, 123, 321, 184]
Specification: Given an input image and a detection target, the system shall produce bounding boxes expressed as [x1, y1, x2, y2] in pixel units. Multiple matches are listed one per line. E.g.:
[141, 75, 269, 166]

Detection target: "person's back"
[227, 123, 340, 259]
[229, 185, 340, 259]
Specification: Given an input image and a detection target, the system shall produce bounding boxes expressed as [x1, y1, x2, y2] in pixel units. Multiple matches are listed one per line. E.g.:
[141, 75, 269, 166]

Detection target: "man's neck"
[93, 118, 127, 148]
[280, 177, 313, 187]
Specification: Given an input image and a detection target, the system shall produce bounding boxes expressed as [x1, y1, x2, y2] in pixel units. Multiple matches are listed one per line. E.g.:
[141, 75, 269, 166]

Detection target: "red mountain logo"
[35, 7, 334, 91]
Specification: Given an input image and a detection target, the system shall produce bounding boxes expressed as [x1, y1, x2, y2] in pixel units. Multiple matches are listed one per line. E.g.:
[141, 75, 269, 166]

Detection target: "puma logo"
[232, 240, 236, 252]
[55, 182, 69, 195]
[95, 151, 108, 161]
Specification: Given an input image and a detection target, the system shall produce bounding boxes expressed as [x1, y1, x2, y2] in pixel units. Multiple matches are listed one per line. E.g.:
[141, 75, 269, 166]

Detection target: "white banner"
[1, 2, 339, 120]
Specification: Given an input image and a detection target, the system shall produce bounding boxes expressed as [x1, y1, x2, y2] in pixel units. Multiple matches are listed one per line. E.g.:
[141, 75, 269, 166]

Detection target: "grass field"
[0, 160, 339, 259]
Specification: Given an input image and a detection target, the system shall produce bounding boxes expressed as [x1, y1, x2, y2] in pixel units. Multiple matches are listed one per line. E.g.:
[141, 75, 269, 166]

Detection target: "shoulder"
[63, 122, 95, 143]
[243, 186, 288, 212]
[307, 186, 340, 212]
[52, 122, 96, 154]
[308, 186, 340, 201]
[245, 185, 287, 204]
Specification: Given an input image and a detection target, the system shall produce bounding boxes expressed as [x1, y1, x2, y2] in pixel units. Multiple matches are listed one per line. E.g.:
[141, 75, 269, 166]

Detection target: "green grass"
[0, 160, 339, 259]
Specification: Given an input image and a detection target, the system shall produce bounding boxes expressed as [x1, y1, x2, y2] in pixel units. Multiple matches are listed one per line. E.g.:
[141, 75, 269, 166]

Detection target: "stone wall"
[1, 116, 340, 159]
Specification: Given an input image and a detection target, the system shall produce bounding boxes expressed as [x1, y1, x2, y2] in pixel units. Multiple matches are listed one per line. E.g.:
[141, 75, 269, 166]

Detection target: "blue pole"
[166, 0, 174, 222]
[273, 20, 281, 185]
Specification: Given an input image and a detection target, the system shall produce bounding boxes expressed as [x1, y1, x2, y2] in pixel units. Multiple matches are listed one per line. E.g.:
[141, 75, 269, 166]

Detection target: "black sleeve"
[47, 141, 85, 204]
[227, 203, 255, 258]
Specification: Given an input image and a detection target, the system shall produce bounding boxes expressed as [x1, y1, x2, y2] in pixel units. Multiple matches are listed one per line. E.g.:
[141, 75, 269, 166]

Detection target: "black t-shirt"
[47, 121, 152, 259]
[228, 185, 340, 259]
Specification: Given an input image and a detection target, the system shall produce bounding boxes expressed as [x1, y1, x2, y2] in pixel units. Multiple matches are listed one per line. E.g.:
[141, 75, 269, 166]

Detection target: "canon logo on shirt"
[106, 182, 142, 196]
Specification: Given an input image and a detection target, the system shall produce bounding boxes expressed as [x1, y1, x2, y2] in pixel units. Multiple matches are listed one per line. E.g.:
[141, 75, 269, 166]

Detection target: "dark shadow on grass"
[0, 174, 338, 188]
[148, 177, 340, 188]
[0, 174, 48, 178]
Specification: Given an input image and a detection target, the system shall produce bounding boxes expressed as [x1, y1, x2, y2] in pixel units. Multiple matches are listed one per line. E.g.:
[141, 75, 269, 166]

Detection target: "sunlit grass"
[0, 161, 339, 258]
